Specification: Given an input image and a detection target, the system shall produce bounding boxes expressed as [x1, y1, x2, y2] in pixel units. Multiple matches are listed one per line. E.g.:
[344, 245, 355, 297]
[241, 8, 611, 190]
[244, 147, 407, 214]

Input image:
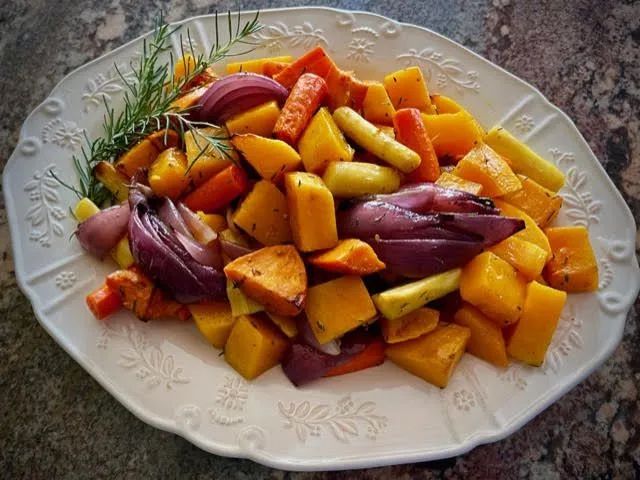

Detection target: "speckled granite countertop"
[1, 0, 638, 478]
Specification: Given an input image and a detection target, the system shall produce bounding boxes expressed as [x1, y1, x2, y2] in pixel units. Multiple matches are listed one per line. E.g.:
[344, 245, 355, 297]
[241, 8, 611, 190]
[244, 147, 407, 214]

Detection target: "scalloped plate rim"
[4, 6, 639, 471]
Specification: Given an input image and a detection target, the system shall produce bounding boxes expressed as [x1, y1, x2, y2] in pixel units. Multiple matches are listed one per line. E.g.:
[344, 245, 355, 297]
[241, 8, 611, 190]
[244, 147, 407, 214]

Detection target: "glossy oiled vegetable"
[489, 236, 548, 280]
[190, 301, 235, 348]
[394, 108, 440, 183]
[386, 323, 470, 388]
[380, 307, 439, 344]
[232, 134, 302, 181]
[273, 46, 335, 88]
[148, 147, 189, 199]
[116, 130, 180, 178]
[225, 55, 293, 74]
[421, 112, 482, 159]
[226, 279, 264, 317]
[76, 203, 130, 259]
[373, 268, 461, 320]
[86, 284, 122, 320]
[224, 314, 289, 379]
[494, 200, 551, 260]
[362, 82, 396, 125]
[298, 107, 354, 174]
[383, 66, 435, 112]
[94, 161, 129, 202]
[308, 239, 385, 275]
[305, 276, 377, 344]
[333, 107, 421, 173]
[322, 161, 401, 197]
[453, 144, 522, 197]
[225, 100, 281, 137]
[484, 126, 565, 192]
[459, 252, 526, 326]
[501, 175, 563, 227]
[435, 172, 483, 195]
[183, 164, 248, 213]
[284, 172, 338, 252]
[184, 127, 238, 186]
[224, 245, 307, 316]
[232, 180, 292, 246]
[544, 226, 599, 292]
[454, 304, 509, 368]
[506, 281, 567, 366]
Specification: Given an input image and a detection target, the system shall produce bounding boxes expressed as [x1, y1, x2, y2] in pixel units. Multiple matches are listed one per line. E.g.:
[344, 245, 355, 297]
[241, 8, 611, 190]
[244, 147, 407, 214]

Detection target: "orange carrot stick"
[106, 267, 155, 318]
[324, 340, 386, 377]
[86, 284, 123, 320]
[263, 61, 290, 78]
[273, 73, 328, 145]
[183, 164, 248, 213]
[273, 46, 335, 88]
[393, 108, 440, 182]
[348, 77, 370, 113]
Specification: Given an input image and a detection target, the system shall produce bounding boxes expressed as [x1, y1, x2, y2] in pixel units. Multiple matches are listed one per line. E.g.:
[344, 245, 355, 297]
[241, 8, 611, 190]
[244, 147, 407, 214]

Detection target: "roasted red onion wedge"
[76, 202, 130, 258]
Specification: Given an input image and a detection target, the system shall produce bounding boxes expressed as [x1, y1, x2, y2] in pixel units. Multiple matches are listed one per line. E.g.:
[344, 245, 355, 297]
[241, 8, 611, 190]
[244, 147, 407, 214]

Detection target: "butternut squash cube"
[298, 107, 354, 174]
[173, 53, 197, 83]
[454, 304, 509, 368]
[544, 226, 599, 292]
[453, 144, 522, 197]
[421, 112, 483, 159]
[189, 301, 236, 348]
[233, 180, 292, 246]
[225, 101, 281, 137]
[225, 55, 293, 74]
[386, 324, 470, 388]
[184, 127, 238, 186]
[148, 147, 189, 199]
[197, 212, 227, 232]
[489, 236, 548, 280]
[306, 276, 377, 344]
[308, 239, 385, 275]
[383, 66, 435, 113]
[224, 314, 289, 379]
[362, 82, 396, 125]
[232, 134, 302, 181]
[435, 171, 483, 195]
[494, 200, 552, 261]
[460, 252, 526, 326]
[381, 307, 439, 344]
[431, 95, 486, 135]
[501, 175, 563, 227]
[507, 281, 567, 366]
[224, 245, 307, 316]
[284, 172, 338, 252]
[94, 161, 129, 202]
[116, 130, 180, 178]
[484, 126, 565, 192]
[266, 312, 299, 338]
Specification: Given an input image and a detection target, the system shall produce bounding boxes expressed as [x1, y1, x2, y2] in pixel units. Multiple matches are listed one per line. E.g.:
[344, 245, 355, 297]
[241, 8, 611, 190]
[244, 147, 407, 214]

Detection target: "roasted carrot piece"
[144, 289, 189, 320]
[183, 164, 248, 213]
[105, 267, 154, 318]
[273, 46, 335, 88]
[394, 108, 440, 182]
[263, 61, 290, 78]
[325, 65, 352, 111]
[274, 73, 328, 145]
[86, 284, 122, 320]
[324, 340, 386, 377]
[348, 77, 370, 113]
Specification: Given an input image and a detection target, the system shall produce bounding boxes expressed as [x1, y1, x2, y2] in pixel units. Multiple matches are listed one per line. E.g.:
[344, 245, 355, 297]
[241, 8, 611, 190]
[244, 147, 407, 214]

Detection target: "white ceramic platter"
[4, 7, 639, 471]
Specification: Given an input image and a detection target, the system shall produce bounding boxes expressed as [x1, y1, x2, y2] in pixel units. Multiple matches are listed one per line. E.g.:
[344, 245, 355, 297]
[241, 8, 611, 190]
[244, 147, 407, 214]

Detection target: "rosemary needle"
[60, 11, 262, 205]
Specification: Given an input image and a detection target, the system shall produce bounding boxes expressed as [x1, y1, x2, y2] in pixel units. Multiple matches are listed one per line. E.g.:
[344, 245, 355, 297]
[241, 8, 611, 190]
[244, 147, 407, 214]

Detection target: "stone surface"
[0, 0, 638, 478]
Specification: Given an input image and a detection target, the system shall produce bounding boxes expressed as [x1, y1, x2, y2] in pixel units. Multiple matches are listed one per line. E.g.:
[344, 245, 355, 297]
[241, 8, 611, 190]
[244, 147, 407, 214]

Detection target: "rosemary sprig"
[62, 10, 262, 204]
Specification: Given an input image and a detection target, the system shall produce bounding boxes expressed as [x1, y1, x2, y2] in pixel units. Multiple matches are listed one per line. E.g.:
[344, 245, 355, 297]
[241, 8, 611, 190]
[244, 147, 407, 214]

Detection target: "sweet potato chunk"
[224, 245, 307, 316]
[380, 307, 440, 344]
[308, 239, 385, 275]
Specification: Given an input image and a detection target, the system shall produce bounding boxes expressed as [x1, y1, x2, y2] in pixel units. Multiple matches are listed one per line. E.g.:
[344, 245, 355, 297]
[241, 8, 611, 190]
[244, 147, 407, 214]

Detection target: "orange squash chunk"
[308, 239, 385, 275]
[489, 236, 548, 280]
[421, 112, 483, 159]
[507, 281, 567, 366]
[454, 304, 509, 368]
[380, 307, 439, 344]
[453, 144, 522, 197]
[501, 175, 563, 227]
[224, 245, 307, 316]
[544, 226, 599, 292]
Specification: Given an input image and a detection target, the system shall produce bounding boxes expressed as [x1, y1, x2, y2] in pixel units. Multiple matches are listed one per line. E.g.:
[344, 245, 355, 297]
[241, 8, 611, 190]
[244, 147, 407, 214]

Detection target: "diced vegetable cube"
[225, 101, 281, 137]
[435, 172, 483, 195]
[380, 307, 440, 344]
[484, 126, 565, 192]
[383, 66, 435, 112]
[362, 82, 396, 125]
[111, 236, 135, 269]
[266, 312, 299, 338]
[322, 161, 401, 197]
[116, 130, 179, 178]
[190, 301, 236, 348]
[494, 200, 552, 261]
[430, 95, 485, 135]
[183, 164, 248, 213]
[232, 134, 302, 181]
[453, 304, 509, 368]
[298, 107, 354, 174]
[184, 126, 238, 186]
[74, 197, 100, 222]
[453, 144, 522, 197]
[86, 284, 122, 320]
[306, 276, 377, 344]
[284, 172, 338, 252]
[106, 268, 154, 319]
[233, 180, 292, 246]
[94, 161, 129, 202]
[225, 55, 293, 74]
[224, 314, 289, 379]
[224, 245, 307, 316]
[421, 112, 483, 159]
[197, 212, 227, 232]
[502, 175, 563, 227]
[506, 281, 567, 366]
[148, 147, 189, 199]
[544, 226, 599, 292]
[173, 54, 197, 83]
[489, 236, 548, 280]
[308, 239, 385, 275]
[459, 252, 526, 326]
[226, 279, 264, 317]
[333, 107, 421, 173]
[386, 324, 470, 388]
[372, 268, 461, 320]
